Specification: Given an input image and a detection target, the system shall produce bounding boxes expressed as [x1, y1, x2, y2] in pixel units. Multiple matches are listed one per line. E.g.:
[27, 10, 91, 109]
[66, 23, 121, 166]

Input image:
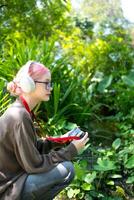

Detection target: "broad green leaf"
[74, 163, 86, 180]
[91, 71, 103, 82]
[81, 183, 91, 191]
[84, 195, 93, 200]
[97, 75, 113, 93]
[110, 174, 122, 178]
[67, 188, 75, 198]
[122, 72, 134, 87]
[109, 52, 121, 62]
[112, 138, 121, 150]
[73, 189, 80, 196]
[64, 122, 77, 130]
[125, 155, 134, 169]
[78, 192, 85, 199]
[84, 171, 96, 184]
[87, 82, 97, 94]
[107, 181, 114, 185]
[94, 158, 116, 171]
[126, 176, 134, 183]
[67, 188, 80, 198]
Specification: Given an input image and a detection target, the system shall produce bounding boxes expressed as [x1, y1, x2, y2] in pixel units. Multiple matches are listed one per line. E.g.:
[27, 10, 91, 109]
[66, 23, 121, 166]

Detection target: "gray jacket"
[0, 100, 77, 200]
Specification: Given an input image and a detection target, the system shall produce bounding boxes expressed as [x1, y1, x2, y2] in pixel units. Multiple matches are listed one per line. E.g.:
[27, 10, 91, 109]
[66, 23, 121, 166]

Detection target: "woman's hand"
[71, 132, 89, 152]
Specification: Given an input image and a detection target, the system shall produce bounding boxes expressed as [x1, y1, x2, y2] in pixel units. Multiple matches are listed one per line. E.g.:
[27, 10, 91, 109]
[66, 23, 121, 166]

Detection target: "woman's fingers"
[80, 132, 88, 140]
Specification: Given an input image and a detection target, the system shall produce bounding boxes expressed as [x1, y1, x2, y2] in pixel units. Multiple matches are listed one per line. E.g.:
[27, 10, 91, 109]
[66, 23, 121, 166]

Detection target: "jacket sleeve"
[37, 138, 66, 154]
[36, 138, 52, 154]
[13, 114, 77, 174]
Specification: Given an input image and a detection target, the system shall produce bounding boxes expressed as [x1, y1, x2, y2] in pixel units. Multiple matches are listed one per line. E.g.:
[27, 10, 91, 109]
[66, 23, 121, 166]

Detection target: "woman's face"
[33, 71, 52, 102]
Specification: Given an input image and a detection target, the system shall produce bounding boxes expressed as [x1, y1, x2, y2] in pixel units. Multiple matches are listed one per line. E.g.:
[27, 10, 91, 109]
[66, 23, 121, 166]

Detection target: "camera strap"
[19, 95, 80, 143]
[19, 95, 43, 136]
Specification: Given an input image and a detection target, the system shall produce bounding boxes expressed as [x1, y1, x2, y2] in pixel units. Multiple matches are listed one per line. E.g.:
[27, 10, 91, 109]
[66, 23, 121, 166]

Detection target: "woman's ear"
[19, 76, 35, 93]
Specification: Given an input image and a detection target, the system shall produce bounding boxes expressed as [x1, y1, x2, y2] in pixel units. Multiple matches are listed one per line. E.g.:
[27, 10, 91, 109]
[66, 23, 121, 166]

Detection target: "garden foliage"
[0, 0, 134, 199]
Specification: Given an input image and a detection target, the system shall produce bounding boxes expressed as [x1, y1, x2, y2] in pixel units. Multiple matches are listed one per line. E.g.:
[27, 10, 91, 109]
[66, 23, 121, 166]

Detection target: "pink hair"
[28, 61, 49, 80]
[7, 61, 50, 96]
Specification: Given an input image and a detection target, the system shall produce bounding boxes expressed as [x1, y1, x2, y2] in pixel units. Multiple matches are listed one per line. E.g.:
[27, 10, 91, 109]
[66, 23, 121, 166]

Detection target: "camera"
[68, 127, 85, 139]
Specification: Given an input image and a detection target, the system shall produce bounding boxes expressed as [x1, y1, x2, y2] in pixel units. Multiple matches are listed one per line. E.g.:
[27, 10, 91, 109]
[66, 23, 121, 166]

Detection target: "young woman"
[0, 61, 89, 200]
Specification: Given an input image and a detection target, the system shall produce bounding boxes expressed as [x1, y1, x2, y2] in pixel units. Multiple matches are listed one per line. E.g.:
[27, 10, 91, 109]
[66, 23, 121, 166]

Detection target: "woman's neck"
[20, 94, 38, 111]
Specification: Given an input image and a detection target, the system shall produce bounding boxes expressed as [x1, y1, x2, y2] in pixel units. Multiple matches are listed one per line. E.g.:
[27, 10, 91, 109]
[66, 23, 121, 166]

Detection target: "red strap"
[19, 95, 81, 143]
[20, 95, 31, 114]
[19, 95, 42, 130]
[46, 136, 80, 143]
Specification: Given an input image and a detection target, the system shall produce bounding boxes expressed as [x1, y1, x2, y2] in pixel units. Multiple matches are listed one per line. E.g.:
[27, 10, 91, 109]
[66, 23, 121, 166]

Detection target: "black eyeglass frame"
[34, 81, 53, 90]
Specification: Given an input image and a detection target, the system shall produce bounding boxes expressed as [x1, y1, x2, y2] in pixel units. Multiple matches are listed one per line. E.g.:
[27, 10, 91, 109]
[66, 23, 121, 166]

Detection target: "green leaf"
[67, 188, 75, 198]
[97, 75, 113, 93]
[125, 155, 134, 169]
[60, 82, 75, 105]
[78, 192, 85, 199]
[84, 171, 96, 184]
[74, 162, 86, 180]
[81, 183, 91, 191]
[122, 71, 134, 87]
[84, 195, 93, 200]
[112, 138, 121, 150]
[110, 174, 122, 178]
[94, 158, 116, 171]
[53, 83, 60, 115]
[67, 188, 80, 198]
[73, 189, 80, 196]
[126, 176, 134, 183]
[107, 181, 114, 185]
[87, 82, 97, 94]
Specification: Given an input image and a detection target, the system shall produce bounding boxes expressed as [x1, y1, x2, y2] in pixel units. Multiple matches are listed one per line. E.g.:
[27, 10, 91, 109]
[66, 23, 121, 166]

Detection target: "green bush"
[0, 23, 134, 200]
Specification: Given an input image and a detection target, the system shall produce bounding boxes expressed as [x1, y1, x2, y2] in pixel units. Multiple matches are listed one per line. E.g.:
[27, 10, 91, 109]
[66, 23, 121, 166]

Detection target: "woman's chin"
[43, 96, 50, 101]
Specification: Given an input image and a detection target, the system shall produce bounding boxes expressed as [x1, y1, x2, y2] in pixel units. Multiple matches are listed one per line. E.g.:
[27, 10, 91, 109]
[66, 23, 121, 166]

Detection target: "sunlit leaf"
[126, 155, 134, 169]
[97, 75, 113, 93]
[112, 138, 121, 150]
[84, 171, 96, 184]
[122, 71, 134, 87]
[94, 158, 116, 171]
[126, 176, 134, 183]
[81, 183, 91, 191]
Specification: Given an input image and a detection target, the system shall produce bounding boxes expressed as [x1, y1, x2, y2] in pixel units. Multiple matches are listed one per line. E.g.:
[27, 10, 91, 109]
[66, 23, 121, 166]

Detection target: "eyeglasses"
[35, 81, 53, 90]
